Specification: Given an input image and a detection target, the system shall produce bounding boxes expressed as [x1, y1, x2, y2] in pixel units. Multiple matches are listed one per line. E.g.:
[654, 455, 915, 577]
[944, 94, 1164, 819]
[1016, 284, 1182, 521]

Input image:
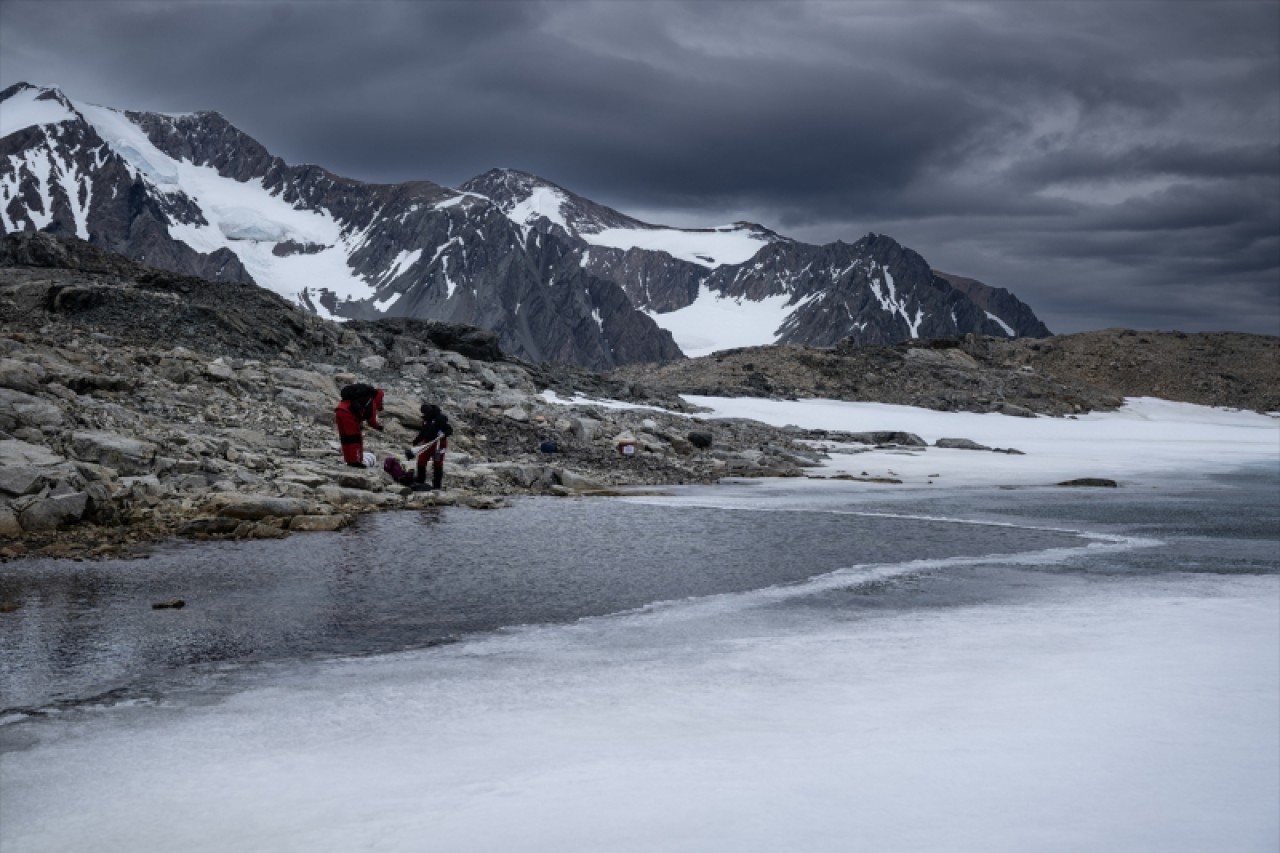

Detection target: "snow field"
[680, 396, 1280, 487]
[1, 571, 1274, 853]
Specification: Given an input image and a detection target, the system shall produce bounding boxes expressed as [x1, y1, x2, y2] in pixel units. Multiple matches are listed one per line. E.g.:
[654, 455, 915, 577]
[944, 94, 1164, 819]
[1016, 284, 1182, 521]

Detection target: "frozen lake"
[1, 465, 1277, 852]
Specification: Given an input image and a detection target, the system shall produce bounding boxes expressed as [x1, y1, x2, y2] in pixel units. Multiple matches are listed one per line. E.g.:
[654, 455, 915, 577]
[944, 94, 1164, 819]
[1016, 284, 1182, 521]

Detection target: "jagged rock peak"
[726, 220, 789, 243]
[0, 82, 82, 134]
[461, 167, 657, 236]
[1, 81, 73, 109]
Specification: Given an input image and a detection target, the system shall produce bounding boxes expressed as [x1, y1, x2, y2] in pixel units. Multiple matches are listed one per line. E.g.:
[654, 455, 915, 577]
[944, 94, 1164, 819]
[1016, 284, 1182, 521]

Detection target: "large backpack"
[340, 383, 377, 403]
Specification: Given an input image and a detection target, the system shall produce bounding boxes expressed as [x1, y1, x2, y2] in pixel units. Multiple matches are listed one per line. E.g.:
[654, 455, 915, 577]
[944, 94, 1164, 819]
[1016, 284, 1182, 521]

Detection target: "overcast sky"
[2, 0, 1277, 335]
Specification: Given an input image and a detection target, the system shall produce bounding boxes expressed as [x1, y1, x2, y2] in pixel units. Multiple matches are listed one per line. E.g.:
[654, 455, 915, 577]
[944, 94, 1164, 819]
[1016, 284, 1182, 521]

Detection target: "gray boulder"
[212, 495, 313, 520]
[205, 360, 237, 381]
[380, 396, 423, 430]
[0, 465, 48, 496]
[274, 387, 334, 424]
[18, 491, 88, 531]
[935, 438, 992, 451]
[0, 507, 22, 537]
[335, 469, 385, 492]
[0, 389, 63, 430]
[570, 417, 603, 442]
[315, 485, 401, 507]
[222, 428, 300, 453]
[288, 514, 351, 532]
[0, 439, 65, 467]
[269, 367, 339, 398]
[846, 431, 928, 447]
[70, 431, 157, 475]
[0, 358, 46, 393]
[555, 469, 607, 492]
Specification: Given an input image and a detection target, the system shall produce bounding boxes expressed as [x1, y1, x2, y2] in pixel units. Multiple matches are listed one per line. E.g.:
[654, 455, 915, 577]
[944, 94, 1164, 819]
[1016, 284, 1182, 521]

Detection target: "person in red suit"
[335, 385, 384, 467]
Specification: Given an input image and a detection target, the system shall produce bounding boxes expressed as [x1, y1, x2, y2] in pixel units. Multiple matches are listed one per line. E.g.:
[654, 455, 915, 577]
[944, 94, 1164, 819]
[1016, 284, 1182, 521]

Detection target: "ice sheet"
[1, 569, 1274, 853]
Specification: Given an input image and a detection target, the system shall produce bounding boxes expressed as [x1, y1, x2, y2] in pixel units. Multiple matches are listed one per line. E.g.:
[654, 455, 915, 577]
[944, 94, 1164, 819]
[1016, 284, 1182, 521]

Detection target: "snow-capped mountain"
[467, 168, 1049, 355]
[1, 82, 1050, 368]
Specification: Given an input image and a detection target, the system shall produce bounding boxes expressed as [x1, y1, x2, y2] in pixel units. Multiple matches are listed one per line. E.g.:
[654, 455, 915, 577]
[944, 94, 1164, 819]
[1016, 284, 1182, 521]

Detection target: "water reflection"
[0, 490, 1108, 715]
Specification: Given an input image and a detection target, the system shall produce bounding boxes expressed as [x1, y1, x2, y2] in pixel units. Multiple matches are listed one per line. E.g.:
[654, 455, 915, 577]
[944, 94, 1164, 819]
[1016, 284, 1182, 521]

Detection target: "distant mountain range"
[0, 82, 1050, 368]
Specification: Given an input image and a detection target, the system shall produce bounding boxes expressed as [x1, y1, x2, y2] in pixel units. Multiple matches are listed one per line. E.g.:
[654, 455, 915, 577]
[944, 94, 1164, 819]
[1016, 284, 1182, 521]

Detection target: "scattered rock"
[1057, 478, 1118, 488]
[687, 430, 714, 449]
[999, 403, 1037, 418]
[844, 431, 927, 447]
[211, 495, 312, 520]
[288, 514, 352, 532]
[826, 474, 903, 484]
[464, 495, 507, 510]
[935, 438, 991, 451]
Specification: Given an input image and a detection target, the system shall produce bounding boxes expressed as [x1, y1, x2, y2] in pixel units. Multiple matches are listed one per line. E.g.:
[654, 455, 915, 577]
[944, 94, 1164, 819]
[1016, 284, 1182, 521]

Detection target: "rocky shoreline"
[2, 233, 1276, 562]
[0, 234, 830, 561]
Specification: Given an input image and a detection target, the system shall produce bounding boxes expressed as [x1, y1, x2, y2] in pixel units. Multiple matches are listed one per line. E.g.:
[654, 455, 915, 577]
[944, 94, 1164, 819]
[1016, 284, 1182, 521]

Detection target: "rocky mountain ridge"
[3, 82, 1049, 370]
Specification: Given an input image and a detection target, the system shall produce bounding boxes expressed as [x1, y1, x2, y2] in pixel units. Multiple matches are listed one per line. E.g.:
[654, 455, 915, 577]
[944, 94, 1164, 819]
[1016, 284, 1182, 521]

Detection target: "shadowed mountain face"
[2, 82, 1049, 368]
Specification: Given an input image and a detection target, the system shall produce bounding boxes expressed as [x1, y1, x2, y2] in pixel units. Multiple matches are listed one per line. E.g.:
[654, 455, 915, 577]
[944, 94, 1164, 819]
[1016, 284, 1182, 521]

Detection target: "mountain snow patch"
[73, 98, 375, 310]
[648, 285, 794, 356]
[986, 311, 1016, 336]
[0, 87, 77, 137]
[585, 224, 770, 269]
[507, 186, 572, 238]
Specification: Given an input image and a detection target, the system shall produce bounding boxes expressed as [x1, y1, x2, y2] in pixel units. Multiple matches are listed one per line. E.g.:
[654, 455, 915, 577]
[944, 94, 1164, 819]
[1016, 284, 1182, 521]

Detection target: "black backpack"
[341, 383, 376, 403]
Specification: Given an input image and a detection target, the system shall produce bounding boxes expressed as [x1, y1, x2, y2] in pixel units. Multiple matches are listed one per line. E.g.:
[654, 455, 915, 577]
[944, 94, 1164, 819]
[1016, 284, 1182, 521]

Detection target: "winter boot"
[412, 464, 433, 491]
[432, 466, 444, 491]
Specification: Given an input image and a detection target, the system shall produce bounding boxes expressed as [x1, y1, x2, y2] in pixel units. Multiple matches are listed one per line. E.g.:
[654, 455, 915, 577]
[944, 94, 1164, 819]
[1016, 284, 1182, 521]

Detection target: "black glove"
[405, 448, 415, 460]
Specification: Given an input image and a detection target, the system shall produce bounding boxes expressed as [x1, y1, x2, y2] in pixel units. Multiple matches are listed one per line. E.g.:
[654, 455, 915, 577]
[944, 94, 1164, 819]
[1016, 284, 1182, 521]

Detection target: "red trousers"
[335, 406, 364, 464]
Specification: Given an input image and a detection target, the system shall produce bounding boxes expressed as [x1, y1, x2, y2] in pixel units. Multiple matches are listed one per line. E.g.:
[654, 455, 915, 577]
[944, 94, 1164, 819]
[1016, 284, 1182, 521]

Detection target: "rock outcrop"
[612, 329, 1280, 415]
[0, 233, 821, 559]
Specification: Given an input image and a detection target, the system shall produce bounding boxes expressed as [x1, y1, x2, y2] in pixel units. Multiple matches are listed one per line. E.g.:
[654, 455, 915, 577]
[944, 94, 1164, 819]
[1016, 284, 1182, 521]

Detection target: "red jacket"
[335, 389, 383, 464]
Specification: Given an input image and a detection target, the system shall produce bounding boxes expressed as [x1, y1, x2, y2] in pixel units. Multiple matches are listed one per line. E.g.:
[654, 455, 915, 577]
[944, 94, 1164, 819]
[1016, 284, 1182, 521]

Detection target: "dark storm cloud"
[1, 0, 1276, 334]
